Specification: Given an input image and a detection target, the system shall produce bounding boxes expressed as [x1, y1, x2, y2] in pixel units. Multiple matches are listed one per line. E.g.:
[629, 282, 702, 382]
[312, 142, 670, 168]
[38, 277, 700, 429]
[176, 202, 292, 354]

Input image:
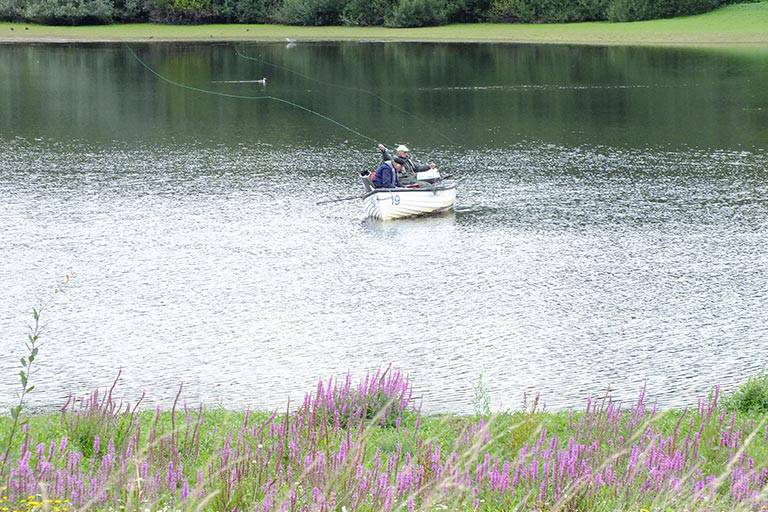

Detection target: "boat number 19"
[391, 194, 401, 205]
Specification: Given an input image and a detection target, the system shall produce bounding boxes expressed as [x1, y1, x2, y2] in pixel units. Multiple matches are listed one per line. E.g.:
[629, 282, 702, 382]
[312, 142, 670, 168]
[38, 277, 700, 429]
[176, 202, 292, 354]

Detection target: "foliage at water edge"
[0, 0, 760, 27]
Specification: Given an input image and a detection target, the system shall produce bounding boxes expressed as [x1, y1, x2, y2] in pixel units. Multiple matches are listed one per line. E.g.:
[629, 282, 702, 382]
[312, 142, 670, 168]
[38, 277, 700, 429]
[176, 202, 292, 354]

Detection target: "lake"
[1, 42, 767, 414]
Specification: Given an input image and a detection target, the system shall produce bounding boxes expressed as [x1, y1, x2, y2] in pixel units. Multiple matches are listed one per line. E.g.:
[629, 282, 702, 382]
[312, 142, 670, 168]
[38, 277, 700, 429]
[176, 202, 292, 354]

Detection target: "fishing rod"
[126, 46, 378, 144]
[128, 46, 463, 202]
[316, 195, 364, 205]
[233, 46, 458, 146]
[235, 48, 467, 184]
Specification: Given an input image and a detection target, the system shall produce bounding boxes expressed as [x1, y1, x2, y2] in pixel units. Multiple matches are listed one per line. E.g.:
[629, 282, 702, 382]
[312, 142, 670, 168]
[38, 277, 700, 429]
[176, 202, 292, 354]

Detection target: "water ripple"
[1, 140, 767, 413]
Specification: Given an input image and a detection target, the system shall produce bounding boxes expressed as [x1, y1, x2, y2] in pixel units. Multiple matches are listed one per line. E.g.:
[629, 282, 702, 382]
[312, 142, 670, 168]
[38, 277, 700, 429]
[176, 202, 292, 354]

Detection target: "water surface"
[1, 42, 767, 413]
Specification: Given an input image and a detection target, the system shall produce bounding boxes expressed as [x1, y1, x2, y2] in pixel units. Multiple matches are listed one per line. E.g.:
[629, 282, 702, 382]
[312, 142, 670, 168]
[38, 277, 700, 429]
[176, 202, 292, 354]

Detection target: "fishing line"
[234, 46, 458, 146]
[127, 46, 377, 143]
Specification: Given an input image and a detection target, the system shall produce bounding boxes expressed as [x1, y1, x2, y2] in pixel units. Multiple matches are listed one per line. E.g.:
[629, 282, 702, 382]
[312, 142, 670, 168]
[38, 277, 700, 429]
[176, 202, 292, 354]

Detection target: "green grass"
[723, 374, 768, 414]
[4, 403, 768, 511]
[1, 1, 767, 45]
[5, 406, 766, 473]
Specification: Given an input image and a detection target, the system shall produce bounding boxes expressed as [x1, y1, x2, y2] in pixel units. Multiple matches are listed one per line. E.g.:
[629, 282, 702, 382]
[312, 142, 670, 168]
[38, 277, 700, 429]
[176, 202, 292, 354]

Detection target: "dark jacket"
[372, 161, 400, 189]
[379, 146, 431, 183]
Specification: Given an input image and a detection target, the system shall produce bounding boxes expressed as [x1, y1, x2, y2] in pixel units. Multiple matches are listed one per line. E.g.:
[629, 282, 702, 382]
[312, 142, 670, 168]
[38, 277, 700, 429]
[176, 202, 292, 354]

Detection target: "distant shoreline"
[1, 2, 768, 46]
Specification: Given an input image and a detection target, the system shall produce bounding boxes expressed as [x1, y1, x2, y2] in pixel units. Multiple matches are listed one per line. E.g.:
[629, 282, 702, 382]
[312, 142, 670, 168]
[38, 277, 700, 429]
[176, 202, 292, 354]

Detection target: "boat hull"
[362, 182, 457, 221]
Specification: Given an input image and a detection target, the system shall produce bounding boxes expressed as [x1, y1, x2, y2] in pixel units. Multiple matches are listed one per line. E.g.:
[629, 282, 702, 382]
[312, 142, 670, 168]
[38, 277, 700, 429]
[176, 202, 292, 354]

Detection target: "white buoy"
[211, 78, 267, 84]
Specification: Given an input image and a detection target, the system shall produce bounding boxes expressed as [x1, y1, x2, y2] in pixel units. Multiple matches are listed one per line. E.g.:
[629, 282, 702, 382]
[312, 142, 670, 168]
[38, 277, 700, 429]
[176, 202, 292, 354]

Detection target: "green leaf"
[32, 307, 39, 321]
[10, 406, 19, 419]
[26, 386, 35, 393]
[31, 347, 38, 358]
[19, 372, 27, 387]
[21, 357, 27, 367]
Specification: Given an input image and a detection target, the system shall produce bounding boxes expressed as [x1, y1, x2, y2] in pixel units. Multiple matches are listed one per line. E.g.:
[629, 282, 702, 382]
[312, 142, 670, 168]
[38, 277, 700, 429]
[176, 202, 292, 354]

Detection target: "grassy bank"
[1, 1, 767, 45]
[3, 370, 768, 511]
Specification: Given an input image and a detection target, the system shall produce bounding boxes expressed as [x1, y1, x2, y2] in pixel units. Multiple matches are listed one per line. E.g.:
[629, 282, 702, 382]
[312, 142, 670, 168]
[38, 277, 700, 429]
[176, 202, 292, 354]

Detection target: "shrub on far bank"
[723, 374, 768, 415]
[446, 0, 493, 22]
[20, 0, 115, 24]
[113, 0, 148, 21]
[0, 0, 755, 26]
[139, 0, 278, 23]
[386, 0, 447, 27]
[145, 0, 216, 23]
[215, 0, 278, 22]
[0, 0, 23, 20]
[607, 0, 723, 21]
[490, 0, 610, 22]
[276, 0, 346, 25]
[341, 0, 396, 25]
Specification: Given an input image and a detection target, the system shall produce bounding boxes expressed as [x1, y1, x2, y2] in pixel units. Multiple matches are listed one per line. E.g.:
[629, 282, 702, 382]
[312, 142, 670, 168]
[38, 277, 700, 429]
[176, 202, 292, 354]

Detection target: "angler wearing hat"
[377, 143, 437, 186]
[372, 159, 403, 189]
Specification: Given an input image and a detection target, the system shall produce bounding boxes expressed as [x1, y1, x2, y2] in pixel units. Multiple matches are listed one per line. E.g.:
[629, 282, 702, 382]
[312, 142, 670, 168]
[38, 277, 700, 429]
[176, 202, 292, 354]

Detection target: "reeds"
[2, 368, 768, 511]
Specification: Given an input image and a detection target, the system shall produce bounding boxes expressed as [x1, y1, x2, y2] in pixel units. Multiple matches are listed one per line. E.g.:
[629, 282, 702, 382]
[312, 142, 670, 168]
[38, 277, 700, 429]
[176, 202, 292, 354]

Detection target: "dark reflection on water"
[1, 43, 767, 413]
[1, 42, 767, 148]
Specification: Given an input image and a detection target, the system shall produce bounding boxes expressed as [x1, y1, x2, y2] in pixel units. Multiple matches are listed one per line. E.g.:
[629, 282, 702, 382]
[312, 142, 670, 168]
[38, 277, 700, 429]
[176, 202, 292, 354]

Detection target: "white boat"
[359, 174, 457, 221]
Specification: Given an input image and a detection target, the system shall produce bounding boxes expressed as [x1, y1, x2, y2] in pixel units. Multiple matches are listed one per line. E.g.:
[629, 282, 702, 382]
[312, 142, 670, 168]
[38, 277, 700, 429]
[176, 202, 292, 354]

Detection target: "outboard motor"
[415, 167, 442, 184]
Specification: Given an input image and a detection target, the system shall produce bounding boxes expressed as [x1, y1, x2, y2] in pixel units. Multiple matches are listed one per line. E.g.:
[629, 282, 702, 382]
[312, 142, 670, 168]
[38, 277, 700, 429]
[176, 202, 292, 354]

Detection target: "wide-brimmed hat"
[395, 144, 410, 152]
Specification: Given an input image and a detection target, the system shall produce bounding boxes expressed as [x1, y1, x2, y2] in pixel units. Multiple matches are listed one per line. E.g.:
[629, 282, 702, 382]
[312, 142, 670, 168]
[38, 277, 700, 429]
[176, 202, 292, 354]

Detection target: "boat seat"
[360, 176, 375, 193]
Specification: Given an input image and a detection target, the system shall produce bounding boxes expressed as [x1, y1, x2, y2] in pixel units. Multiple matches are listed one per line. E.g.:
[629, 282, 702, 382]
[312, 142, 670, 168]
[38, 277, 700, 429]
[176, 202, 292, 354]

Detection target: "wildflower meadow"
[2, 365, 768, 511]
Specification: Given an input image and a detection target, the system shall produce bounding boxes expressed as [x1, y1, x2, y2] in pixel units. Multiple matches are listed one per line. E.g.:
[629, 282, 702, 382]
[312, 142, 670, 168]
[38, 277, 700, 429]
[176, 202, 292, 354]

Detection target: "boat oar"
[316, 195, 363, 205]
